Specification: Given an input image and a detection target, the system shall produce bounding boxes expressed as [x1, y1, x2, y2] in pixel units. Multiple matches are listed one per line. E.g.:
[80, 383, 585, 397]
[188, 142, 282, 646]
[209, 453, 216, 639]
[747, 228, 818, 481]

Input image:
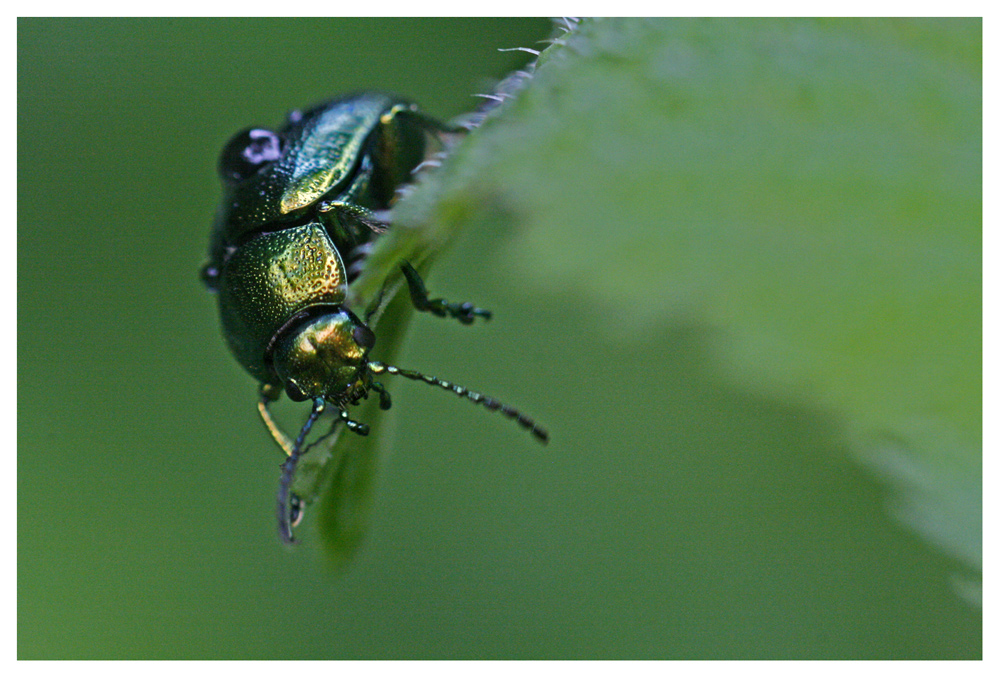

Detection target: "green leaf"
[312, 291, 416, 569]
[392, 18, 981, 583]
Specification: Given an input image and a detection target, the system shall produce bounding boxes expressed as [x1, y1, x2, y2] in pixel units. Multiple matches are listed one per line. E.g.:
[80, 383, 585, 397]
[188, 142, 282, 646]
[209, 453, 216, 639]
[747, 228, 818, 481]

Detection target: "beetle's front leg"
[400, 261, 491, 325]
[257, 383, 294, 457]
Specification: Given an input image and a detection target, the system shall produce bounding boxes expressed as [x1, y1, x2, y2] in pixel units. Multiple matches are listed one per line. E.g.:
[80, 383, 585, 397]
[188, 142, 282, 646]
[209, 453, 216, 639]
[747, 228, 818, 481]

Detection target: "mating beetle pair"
[202, 93, 547, 543]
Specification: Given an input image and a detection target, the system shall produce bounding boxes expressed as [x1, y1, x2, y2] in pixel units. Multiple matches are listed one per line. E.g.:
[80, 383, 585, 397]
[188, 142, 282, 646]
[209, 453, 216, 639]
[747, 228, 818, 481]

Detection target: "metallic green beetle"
[202, 93, 547, 544]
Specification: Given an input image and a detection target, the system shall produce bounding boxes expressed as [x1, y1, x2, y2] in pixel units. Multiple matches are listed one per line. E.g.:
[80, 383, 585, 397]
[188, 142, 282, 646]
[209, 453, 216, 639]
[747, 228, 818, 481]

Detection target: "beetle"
[201, 93, 547, 544]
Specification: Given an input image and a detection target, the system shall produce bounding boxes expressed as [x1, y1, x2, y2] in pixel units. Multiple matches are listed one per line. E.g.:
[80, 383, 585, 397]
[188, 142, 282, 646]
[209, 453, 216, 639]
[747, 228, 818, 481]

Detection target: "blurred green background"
[18, 18, 980, 659]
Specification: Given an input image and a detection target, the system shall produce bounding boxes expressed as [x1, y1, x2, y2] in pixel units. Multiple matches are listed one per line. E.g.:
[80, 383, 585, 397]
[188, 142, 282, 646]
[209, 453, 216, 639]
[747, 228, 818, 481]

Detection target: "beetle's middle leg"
[400, 261, 491, 325]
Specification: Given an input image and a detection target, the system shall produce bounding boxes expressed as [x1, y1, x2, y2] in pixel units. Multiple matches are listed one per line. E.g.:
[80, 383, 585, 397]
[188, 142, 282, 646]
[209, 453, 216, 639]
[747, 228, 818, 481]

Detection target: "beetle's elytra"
[202, 93, 547, 544]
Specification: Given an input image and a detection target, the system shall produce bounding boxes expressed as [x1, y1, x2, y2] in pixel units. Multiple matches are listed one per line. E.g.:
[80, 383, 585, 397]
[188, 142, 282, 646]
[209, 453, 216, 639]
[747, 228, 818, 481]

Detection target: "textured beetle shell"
[218, 222, 348, 382]
[219, 93, 399, 244]
[206, 92, 434, 386]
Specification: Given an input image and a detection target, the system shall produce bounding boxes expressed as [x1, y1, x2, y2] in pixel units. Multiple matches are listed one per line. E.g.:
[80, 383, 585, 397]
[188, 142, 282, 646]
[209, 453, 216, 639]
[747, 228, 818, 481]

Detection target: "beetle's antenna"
[369, 361, 549, 444]
[370, 381, 392, 410]
[276, 398, 325, 544]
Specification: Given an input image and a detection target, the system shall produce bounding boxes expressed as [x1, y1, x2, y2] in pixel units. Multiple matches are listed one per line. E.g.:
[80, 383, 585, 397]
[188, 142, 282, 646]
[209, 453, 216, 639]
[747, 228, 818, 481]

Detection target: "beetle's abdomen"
[218, 222, 348, 382]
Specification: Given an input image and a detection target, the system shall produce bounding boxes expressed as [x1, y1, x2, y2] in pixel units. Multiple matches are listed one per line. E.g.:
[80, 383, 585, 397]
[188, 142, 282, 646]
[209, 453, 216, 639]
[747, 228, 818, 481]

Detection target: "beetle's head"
[271, 309, 376, 403]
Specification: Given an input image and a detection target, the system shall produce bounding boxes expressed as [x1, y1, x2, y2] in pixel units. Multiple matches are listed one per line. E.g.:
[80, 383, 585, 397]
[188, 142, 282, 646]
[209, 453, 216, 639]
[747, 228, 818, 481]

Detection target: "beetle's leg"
[401, 261, 492, 325]
[258, 383, 294, 457]
[388, 105, 467, 144]
[316, 200, 386, 282]
[317, 200, 387, 235]
[277, 398, 326, 544]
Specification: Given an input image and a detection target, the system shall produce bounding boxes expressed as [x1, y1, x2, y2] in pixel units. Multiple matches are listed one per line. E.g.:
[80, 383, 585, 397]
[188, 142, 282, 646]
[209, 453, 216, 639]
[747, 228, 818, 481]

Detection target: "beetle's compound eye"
[284, 379, 308, 402]
[352, 324, 375, 351]
[218, 128, 282, 183]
